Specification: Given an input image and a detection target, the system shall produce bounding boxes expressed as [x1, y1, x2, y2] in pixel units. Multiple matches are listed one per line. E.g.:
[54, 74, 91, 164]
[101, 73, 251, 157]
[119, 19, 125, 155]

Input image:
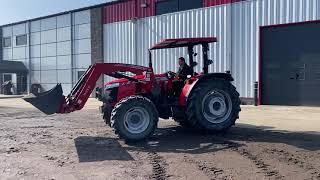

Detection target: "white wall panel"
[136, 5, 231, 75]
[104, 22, 135, 64]
[57, 41, 71, 56]
[31, 58, 41, 71]
[57, 27, 71, 41]
[41, 43, 56, 57]
[41, 70, 57, 83]
[31, 71, 41, 83]
[2, 26, 12, 37]
[41, 17, 57, 31]
[12, 47, 26, 59]
[57, 70, 72, 83]
[103, 0, 320, 98]
[31, 20, 41, 32]
[74, 54, 91, 69]
[74, 24, 90, 39]
[57, 55, 72, 69]
[30, 32, 41, 45]
[74, 39, 91, 54]
[3, 48, 12, 60]
[31, 45, 41, 58]
[41, 29, 57, 44]
[73, 10, 90, 25]
[41, 57, 57, 70]
[12, 23, 26, 35]
[57, 14, 71, 28]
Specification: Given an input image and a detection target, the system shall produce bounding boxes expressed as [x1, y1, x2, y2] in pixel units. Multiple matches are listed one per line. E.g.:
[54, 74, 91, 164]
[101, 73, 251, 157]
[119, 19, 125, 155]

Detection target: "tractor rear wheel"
[110, 96, 159, 142]
[186, 80, 241, 132]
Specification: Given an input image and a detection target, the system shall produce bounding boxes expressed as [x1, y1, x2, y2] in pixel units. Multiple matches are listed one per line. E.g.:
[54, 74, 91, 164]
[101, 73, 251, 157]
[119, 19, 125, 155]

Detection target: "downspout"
[134, 0, 138, 65]
[229, 2, 233, 75]
[28, 21, 32, 94]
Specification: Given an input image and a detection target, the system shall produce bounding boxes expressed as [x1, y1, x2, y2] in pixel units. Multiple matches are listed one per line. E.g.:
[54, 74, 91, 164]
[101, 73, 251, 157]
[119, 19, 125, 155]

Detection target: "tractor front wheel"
[186, 80, 241, 132]
[110, 96, 159, 142]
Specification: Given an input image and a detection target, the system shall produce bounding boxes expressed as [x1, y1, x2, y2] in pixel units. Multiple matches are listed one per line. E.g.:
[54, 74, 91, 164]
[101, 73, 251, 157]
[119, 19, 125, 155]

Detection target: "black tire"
[186, 80, 241, 132]
[110, 96, 159, 142]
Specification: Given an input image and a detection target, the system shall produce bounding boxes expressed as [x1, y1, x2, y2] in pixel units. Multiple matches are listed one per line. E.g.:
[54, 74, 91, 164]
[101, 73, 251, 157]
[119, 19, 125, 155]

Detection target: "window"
[78, 71, 86, 80]
[3, 37, 11, 47]
[156, 0, 178, 15]
[156, 0, 203, 15]
[3, 74, 12, 82]
[179, 0, 203, 11]
[16, 34, 27, 46]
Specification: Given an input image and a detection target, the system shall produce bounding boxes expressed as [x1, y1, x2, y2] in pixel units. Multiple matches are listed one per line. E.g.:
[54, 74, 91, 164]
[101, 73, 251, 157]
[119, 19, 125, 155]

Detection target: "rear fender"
[179, 73, 234, 106]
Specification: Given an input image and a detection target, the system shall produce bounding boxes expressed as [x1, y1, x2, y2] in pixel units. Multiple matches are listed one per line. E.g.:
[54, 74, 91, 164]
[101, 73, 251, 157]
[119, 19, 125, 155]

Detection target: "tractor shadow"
[127, 123, 320, 152]
[74, 136, 134, 162]
[74, 123, 320, 162]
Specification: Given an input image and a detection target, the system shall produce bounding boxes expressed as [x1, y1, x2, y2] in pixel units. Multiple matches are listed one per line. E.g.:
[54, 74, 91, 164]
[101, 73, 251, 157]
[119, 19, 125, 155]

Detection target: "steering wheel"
[166, 71, 176, 80]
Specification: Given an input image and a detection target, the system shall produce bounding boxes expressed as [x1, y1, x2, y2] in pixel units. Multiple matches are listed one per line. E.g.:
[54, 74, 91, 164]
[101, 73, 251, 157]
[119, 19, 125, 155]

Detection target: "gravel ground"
[0, 98, 319, 180]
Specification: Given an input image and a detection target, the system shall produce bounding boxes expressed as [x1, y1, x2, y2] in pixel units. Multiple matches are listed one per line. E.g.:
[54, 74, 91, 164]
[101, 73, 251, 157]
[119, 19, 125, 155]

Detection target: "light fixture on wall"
[131, 17, 138, 23]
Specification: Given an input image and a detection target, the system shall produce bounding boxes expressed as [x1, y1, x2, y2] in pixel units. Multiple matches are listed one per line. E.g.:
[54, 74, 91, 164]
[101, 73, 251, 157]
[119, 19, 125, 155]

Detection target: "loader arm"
[23, 63, 152, 115]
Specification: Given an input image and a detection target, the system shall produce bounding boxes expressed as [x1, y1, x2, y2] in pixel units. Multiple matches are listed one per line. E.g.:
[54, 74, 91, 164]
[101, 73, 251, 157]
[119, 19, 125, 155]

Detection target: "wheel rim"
[201, 90, 232, 124]
[123, 107, 150, 134]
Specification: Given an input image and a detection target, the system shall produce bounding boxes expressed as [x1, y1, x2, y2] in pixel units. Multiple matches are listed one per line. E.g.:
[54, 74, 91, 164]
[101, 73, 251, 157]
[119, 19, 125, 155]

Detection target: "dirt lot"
[0, 98, 320, 180]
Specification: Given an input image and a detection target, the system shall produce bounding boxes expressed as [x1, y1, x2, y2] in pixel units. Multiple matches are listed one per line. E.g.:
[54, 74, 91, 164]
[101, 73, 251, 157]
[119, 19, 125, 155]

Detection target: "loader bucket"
[23, 84, 64, 115]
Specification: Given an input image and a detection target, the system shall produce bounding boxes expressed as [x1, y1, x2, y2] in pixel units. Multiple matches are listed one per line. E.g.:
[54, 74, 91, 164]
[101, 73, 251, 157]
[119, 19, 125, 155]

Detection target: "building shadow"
[74, 136, 134, 162]
[224, 123, 320, 151]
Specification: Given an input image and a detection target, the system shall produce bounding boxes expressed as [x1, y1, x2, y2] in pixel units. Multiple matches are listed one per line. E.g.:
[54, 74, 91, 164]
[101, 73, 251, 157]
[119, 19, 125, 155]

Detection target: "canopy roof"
[0, 61, 28, 73]
[150, 37, 217, 50]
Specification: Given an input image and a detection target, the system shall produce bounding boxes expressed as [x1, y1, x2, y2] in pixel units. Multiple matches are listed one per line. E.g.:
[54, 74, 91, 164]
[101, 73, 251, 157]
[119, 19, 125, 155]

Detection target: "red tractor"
[24, 37, 241, 142]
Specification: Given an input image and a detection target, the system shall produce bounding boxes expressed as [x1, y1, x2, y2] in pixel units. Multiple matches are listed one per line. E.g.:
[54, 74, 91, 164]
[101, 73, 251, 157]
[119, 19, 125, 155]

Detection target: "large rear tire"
[110, 96, 159, 142]
[186, 80, 241, 132]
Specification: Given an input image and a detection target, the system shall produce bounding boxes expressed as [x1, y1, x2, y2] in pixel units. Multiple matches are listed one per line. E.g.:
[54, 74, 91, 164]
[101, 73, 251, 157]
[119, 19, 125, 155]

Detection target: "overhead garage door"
[261, 22, 320, 106]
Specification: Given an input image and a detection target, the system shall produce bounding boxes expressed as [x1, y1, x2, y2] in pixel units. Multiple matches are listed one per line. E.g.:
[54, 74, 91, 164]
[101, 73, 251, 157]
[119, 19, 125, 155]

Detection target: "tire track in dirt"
[183, 156, 227, 180]
[214, 139, 284, 179]
[266, 148, 320, 179]
[147, 152, 168, 180]
[232, 146, 283, 179]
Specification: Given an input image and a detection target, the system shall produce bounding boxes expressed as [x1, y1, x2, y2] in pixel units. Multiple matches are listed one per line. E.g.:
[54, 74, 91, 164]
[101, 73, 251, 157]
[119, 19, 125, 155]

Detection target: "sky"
[0, 0, 115, 25]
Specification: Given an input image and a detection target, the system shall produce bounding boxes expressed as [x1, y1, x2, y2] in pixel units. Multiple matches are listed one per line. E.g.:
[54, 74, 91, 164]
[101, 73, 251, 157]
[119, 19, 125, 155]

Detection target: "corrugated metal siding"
[231, 0, 320, 98]
[135, 6, 231, 75]
[104, 0, 320, 98]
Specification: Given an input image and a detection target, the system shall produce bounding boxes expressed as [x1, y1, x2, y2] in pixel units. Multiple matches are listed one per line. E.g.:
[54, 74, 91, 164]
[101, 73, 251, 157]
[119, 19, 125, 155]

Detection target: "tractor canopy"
[150, 37, 217, 50]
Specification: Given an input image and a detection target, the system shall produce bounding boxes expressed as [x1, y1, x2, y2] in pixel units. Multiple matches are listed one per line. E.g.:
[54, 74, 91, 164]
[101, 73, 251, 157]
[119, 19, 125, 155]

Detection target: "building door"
[261, 22, 320, 106]
[17, 74, 27, 94]
[3, 74, 12, 82]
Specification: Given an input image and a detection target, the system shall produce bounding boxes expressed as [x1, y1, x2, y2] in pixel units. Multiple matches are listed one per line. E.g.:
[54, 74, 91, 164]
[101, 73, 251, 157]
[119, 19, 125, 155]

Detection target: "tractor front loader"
[24, 37, 241, 142]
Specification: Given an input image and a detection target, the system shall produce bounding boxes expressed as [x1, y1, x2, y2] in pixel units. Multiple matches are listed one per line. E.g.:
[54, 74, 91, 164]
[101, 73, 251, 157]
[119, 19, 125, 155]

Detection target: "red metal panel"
[103, 0, 135, 24]
[136, 0, 156, 18]
[204, 0, 245, 7]
[102, 0, 155, 24]
[102, 0, 246, 24]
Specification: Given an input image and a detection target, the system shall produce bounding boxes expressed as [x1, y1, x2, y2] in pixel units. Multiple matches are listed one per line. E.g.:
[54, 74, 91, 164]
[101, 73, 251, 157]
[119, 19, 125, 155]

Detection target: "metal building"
[1, 0, 320, 106]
